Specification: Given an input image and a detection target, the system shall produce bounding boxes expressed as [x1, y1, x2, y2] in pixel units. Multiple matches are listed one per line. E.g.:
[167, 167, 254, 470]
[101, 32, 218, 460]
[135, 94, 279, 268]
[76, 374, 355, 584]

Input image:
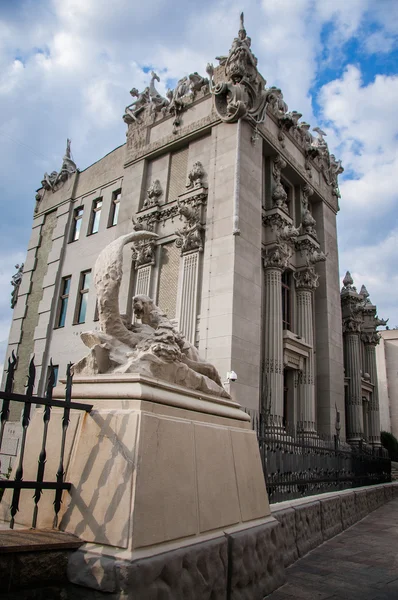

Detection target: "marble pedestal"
[1, 375, 285, 599]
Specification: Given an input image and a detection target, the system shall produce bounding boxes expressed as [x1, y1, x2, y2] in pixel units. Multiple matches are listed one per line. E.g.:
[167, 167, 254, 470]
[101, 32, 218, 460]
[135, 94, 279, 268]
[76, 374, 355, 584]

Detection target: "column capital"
[263, 242, 291, 271]
[361, 331, 380, 346]
[294, 266, 319, 290]
[342, 317, 362, 334]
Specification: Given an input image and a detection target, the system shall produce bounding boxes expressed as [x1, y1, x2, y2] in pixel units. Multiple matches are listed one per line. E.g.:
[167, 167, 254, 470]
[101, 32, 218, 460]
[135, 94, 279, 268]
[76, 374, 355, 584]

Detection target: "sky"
[0, 0, 397, 378]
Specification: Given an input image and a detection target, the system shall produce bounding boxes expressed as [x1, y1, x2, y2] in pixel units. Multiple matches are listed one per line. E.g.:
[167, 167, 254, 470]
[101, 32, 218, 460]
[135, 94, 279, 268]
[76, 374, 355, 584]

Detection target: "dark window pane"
[58, 298, 68, 327]
[82, 272, 91, 289]
[78, 293, 88, 323]
[91, 211, 101, 234]
[63, 278, 71, 295]
[112, 201, 120, 226]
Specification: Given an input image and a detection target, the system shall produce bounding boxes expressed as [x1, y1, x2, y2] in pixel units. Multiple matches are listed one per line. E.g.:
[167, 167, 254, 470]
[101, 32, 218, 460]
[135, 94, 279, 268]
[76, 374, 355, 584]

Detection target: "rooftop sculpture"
[73, 230, 229, 398]
[41, 139, 77, 193]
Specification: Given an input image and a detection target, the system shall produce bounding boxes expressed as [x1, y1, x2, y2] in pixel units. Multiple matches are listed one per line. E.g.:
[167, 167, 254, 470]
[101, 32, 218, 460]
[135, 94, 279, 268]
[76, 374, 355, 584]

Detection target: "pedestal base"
[1, 375, 286, 598]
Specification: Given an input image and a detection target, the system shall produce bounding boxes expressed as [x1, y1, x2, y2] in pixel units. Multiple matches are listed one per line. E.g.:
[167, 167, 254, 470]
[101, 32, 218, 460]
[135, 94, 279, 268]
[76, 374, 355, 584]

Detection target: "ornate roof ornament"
[359, 284, 372, 305]
[206, 13, 268, 124]
[41, 139, 77, 193]
[342, 271, 356, 292]
[11, 263, 24, 309]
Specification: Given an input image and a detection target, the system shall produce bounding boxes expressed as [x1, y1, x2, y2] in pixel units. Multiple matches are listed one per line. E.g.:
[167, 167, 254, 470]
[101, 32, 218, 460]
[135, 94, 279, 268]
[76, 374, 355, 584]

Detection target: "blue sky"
[0, 0, 398, 376]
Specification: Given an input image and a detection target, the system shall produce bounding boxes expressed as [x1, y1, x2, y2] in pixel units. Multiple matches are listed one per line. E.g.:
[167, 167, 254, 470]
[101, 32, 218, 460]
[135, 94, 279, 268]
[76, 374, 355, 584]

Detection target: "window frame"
[108, 189, 121, 228]
[88, 197, 103, 235]
[56, 276, 71, 328]
[75, 270, 91, 324]
[70, 206, 84, 242]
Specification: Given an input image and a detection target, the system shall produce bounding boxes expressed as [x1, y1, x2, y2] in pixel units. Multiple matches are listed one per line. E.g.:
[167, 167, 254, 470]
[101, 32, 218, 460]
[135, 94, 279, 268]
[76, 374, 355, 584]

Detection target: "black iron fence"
[0, 353, 92, 528]
[248, 412, 391, 504]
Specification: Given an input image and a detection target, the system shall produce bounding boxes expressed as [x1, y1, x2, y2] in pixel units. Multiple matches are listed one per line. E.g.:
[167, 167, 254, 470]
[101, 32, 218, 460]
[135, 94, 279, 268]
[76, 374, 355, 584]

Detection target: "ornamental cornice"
[294, 266, 319, 290]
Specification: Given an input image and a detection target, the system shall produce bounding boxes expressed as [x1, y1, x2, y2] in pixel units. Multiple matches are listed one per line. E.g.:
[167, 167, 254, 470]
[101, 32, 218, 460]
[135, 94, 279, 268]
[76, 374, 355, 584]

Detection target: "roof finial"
[239, 12, 245, 35]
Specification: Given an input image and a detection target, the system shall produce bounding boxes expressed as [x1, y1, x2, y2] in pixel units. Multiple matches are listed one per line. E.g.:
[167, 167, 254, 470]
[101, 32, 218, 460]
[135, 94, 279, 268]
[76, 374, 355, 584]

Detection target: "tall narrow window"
[89, 198, 102, 234]
[281, 271, 291, 330]
[71, 207, 84, 241]
[76, 271, 91, 324]
[57, 276, 71, 327]
[109, 190, 121, 227]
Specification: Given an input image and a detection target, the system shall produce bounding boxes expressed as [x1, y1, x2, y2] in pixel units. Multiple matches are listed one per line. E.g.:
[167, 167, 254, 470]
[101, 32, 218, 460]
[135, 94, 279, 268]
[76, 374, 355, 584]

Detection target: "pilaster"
[294, 267, 318, 432]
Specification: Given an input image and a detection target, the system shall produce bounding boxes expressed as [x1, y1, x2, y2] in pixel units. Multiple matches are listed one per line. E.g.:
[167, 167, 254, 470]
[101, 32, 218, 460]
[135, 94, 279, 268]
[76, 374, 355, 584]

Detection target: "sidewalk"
[267, 498, 398, 600]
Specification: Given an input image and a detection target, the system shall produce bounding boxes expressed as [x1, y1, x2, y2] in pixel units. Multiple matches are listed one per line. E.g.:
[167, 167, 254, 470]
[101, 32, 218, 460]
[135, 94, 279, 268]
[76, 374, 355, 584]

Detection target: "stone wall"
[271, 482, 398, 567]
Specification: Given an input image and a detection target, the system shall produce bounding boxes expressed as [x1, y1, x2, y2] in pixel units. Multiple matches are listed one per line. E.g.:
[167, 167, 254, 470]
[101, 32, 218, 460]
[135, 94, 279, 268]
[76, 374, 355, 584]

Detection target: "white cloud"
[364, 30, 397, 54]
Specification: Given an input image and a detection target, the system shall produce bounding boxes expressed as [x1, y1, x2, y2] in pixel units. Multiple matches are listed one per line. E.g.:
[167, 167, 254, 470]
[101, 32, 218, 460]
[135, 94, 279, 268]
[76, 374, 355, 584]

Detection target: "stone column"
[363, 334, 382, 446]
[294, 267, 318, 433]
[344, 323, 364, 443]
[263, 245, 290, 422]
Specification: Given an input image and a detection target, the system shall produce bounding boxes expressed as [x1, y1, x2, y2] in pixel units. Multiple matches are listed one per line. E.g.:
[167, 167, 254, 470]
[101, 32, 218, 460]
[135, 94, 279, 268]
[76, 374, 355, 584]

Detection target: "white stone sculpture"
[41, 139, 77, 193]
[73, 230, 228, 398]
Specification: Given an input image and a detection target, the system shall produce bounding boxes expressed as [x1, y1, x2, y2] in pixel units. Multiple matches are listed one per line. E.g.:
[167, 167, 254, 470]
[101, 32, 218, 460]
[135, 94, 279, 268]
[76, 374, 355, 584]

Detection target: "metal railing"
[248, 411, 391, 504]
[0, 353, 92, 528]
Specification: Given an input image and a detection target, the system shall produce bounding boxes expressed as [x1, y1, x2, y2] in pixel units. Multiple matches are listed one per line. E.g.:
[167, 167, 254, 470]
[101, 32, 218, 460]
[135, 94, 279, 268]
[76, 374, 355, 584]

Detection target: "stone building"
[1, 15, 385, 460]
[376, 329, 398, 436]
[340, 274, 387, 446]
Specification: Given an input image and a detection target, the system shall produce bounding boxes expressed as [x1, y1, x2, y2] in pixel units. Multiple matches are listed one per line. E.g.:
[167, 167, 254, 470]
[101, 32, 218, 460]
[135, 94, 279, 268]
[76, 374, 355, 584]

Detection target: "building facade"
[1, 16, 385, 468]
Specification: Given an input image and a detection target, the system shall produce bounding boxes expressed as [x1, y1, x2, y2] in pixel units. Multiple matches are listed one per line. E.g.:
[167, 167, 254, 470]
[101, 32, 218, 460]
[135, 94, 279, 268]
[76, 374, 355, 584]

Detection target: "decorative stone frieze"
[143, 180, 162, 209]
[131, 239, 156, 269]
[175, 201, 205, 254]
[41, 139, 77, 193]
[272, 155, 288, 211]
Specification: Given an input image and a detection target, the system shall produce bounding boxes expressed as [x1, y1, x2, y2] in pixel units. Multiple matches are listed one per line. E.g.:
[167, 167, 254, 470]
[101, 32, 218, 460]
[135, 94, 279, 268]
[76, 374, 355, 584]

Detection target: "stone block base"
[271, 507, 298, 567]
[227, 519, 286, 599]
[321, 496, 342, 541]
[295, 501, 323, 557]
[67, 517, 285, 599]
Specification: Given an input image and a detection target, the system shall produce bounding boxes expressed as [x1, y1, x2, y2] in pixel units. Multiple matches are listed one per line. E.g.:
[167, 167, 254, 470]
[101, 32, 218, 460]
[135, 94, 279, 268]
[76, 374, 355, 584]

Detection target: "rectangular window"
[57, 276, 71, 328]
[71, 207, 84, 241]
[282, 271, 291, 330]
[89, 198, 102, 235]
[76, 271, 91, 324]
[109, 189, 121, 227]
